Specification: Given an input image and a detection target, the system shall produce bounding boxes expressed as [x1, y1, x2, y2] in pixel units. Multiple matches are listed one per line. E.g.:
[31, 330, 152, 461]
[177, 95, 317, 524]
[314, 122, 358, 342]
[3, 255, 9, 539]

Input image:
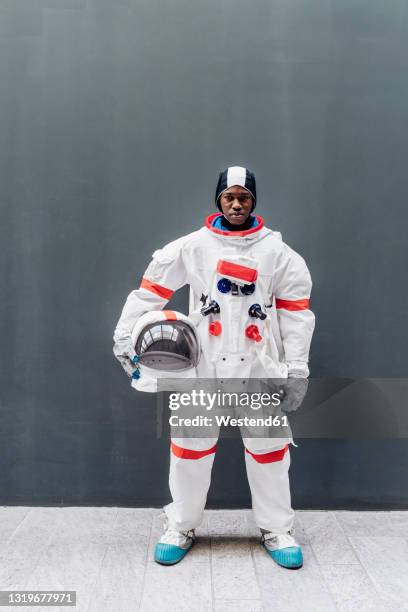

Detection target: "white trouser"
[163, 323, 295, 535]
[163, 435, 295, 535]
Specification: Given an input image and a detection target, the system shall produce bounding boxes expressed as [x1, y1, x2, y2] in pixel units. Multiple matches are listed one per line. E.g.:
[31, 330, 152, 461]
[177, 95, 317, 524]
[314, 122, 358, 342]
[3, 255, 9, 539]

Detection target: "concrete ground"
[0, 508, 407, 612]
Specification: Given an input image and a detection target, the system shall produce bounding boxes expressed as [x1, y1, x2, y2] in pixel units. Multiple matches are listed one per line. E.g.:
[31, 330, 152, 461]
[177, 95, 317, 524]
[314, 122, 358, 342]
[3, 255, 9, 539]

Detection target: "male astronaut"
[113, 166, 315, 568]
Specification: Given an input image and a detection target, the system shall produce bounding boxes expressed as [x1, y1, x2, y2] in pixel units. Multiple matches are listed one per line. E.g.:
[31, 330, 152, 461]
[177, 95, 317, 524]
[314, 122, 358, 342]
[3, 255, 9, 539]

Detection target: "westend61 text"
[169, 414, 289, 427]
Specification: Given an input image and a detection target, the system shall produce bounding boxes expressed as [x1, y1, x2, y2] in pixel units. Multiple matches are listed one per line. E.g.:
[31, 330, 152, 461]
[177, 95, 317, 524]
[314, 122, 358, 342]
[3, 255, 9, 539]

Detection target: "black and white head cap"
[215, 166, 257, 212]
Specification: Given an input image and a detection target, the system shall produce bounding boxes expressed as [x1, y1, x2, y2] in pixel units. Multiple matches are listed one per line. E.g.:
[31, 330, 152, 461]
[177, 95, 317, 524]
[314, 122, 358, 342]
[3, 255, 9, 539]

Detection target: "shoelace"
[160, 524, 195, 545]
[261, 529, 296, 548]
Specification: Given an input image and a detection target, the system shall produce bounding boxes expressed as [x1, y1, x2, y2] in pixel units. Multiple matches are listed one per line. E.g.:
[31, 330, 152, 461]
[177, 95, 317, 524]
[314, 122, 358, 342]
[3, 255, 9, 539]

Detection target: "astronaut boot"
[261, 528, 303, 569]
[154, 517, 195, 565]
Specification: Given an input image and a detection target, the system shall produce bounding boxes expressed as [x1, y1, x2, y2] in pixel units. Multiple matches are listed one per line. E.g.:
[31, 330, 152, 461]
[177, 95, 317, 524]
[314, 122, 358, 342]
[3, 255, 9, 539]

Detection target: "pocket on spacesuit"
[264, 305, 285, 361]
[144, 249, 176, 283]
[258, 309, 288, 379]
[249, 330, 288, 380]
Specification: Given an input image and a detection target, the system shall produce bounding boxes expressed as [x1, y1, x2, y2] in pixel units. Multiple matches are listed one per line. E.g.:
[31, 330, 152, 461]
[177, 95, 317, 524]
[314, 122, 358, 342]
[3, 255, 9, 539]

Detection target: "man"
[113, 166, 315, 568]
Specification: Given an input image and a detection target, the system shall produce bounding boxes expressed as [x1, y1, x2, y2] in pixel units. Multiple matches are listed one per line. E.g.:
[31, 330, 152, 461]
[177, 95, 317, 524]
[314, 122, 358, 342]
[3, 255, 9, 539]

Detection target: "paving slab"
[299, 511, 360, 565]
[253, 540, 338, 612]
[334, 511, 408, 538]
[349, 536, 408, 611]
[140, 560, 212, 612]
[1, 508, 407, 612]
[320, 563, 389, 612]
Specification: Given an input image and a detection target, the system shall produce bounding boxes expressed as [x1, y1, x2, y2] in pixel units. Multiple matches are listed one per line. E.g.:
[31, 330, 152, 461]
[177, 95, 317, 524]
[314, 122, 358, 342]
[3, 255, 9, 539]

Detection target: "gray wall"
[1, 0, 408, 507]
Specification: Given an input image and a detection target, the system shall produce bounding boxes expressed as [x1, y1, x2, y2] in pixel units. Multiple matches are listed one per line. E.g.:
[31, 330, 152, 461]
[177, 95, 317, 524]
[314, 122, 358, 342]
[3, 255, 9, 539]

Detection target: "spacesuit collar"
[205, 213, 265, 238]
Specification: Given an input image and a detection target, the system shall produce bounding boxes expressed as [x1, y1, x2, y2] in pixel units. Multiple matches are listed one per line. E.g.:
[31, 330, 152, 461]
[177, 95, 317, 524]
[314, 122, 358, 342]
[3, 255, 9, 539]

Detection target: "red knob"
[245, 324, 262, 342]
[209, 321, 222, 336]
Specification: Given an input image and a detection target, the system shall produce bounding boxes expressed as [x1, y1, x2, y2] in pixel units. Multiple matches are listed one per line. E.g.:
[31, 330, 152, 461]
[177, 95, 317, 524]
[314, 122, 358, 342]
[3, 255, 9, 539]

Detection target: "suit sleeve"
[272, 245, 315, 378]
[113, 236, 188, 343]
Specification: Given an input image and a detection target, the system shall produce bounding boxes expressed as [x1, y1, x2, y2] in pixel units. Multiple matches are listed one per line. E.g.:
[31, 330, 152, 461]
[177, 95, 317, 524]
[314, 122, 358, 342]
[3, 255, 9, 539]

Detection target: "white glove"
[113, 336, 139, 379]
[279, 376, 309, 413]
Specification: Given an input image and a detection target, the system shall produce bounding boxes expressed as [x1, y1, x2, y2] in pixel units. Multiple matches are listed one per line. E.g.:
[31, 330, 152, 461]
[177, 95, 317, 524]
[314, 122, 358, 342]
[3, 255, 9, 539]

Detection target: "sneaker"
[261, 529, 303, 569]
[154, 518, 195, 565]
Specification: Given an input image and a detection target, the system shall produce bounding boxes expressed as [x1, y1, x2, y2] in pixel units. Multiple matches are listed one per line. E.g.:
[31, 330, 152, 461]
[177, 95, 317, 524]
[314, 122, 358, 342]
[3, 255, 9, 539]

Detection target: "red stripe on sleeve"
[140, 278, 174, 300]
[275, 298, 310, 311]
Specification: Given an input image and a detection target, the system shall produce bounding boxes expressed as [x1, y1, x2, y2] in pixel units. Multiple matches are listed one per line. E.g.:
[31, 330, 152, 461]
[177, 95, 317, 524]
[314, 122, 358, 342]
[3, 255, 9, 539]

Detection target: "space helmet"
[130, 310, 201, 392]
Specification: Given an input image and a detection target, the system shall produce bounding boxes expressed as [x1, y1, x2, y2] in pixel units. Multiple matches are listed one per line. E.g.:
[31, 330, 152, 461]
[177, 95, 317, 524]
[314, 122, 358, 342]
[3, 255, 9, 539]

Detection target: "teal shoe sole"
[154, 541, 194, 565]
[264, 545, 303, 569]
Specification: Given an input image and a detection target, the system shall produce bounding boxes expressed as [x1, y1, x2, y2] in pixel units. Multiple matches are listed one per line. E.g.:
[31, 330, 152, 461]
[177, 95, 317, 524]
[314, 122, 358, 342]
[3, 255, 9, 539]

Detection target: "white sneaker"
[261, 529, 303, 569]
[154, 517, 195, 565]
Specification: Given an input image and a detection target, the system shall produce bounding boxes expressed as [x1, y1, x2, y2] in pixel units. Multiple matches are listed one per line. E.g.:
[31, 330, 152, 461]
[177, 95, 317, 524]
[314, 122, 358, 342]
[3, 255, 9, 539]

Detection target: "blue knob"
[241, 283, 255, 295]
[217, 278, 232, 293]
[133, 355, 140, 364]
[248, 303, 267, 320]
[132, 369, 141, 380]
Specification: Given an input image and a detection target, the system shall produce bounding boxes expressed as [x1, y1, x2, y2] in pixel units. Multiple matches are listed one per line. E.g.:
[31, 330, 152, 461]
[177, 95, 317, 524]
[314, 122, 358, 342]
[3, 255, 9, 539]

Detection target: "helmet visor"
[135, 320, 200, 371]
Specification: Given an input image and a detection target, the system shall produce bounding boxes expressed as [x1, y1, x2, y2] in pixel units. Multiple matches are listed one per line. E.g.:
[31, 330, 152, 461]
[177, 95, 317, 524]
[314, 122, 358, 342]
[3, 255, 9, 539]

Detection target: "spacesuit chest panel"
[185, 240, 275, 303]
[185, 239, 281, 375]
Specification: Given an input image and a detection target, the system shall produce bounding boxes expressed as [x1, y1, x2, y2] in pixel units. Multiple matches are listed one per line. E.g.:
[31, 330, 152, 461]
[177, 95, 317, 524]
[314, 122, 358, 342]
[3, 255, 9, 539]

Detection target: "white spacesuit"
[113, 205, 315, 537]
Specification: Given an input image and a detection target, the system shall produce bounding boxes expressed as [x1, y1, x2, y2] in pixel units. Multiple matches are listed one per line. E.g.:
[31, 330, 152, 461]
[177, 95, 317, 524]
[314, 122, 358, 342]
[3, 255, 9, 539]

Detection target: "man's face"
[218, 186, 254, 225]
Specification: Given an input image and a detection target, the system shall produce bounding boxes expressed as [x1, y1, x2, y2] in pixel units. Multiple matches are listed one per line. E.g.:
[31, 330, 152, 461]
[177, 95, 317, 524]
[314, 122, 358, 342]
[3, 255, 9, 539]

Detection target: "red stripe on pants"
[245, 444, 289, 464]
[171, 442, 217, 460]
